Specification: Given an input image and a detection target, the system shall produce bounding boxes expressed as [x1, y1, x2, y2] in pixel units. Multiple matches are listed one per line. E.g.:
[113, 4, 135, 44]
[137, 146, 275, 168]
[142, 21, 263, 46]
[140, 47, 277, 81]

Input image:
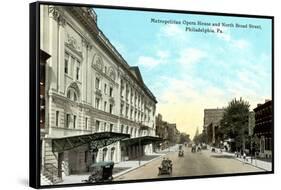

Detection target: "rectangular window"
[71, 56, 75, 77]
[104, 101, 107, 112]
[121, 125, 124, 133]
[73, 115, 76, 128]
[76, 66, 80, 80]
[64, 53, 69, 74]
[126, 106, 129, 117]
[104, 84, 107, 94]
[109, 104, 113, 114]
[95, 98, 100, 109]
[120, 104, 124, 116]
[66, 114, 70, 128]
[55, 111, 59, 127]
[110, 124, 113, 132]
[109, 87, 113, 97]
[95, 78, 100, 89]
[104, 122, 107, 132]
[85, 117, 88, 130]
[95, 120, 100, 132]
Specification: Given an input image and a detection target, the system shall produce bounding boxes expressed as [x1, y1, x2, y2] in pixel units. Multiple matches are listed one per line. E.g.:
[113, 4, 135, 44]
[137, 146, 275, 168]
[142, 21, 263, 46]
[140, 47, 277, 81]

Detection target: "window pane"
[73, 115, 76, 128]
[56, 111, 59, 127]
[64, 53, 69, 74]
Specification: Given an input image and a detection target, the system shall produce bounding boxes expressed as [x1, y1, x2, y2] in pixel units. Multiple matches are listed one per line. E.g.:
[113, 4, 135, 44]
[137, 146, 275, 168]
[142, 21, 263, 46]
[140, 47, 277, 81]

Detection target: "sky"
[94, 8, 272, 138]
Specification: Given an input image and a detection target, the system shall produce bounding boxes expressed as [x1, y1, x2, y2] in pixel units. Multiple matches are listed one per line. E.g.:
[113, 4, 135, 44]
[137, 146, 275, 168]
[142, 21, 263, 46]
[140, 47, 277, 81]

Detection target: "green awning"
[50, 132, 130, 152]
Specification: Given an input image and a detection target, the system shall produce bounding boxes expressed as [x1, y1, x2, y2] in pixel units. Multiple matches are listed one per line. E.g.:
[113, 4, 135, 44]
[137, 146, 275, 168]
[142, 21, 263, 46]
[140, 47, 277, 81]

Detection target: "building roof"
[254, 100, 272, 112]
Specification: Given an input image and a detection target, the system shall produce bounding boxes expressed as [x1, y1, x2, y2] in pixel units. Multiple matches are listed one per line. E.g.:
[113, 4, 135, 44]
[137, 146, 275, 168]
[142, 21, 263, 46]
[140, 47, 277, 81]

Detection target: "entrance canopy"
[122, 135, 162, 146]
[51, 132, 130, 152]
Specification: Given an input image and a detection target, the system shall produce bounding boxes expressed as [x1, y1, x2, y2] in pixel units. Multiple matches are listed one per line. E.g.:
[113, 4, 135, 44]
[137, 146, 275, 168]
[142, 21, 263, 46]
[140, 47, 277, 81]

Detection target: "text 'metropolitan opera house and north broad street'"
[39, 4, 273, 186]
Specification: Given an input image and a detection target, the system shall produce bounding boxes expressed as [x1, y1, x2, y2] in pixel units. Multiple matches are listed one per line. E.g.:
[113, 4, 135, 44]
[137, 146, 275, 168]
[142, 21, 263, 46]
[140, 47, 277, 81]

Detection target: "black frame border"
[29, 1, 274, 189]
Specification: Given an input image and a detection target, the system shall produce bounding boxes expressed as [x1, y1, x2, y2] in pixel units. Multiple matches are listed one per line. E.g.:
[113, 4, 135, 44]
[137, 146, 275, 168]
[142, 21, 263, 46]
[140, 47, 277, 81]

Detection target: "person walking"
[243, 152, 247, 164]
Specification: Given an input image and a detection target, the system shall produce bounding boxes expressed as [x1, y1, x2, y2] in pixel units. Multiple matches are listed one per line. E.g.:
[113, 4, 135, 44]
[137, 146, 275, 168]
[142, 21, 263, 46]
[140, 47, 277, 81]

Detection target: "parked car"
[83, 161, 114, 183]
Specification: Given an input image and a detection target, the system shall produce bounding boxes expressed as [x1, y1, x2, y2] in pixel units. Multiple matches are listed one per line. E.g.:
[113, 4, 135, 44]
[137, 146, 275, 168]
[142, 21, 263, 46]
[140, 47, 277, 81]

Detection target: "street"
[114, 146, 264, 181]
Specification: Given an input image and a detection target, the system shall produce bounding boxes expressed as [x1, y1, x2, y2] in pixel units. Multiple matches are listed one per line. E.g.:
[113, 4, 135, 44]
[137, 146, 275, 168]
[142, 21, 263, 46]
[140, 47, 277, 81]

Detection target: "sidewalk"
[57, 145, 178, 184]
[211, 147, 272, 171]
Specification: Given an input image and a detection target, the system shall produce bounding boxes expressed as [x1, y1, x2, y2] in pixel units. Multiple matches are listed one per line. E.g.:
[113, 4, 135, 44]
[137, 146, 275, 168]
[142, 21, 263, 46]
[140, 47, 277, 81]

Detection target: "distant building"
[254, 100, 272, 159]
[167, 123, 180, 144]
[156, 114, 169, 141]
[203, 108, 225, 145]
[156, 114, 181, 148]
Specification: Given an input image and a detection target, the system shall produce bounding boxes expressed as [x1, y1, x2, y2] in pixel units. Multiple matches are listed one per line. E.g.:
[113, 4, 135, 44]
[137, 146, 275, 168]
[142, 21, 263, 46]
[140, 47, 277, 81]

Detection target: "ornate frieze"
[48, 5, 66, 27]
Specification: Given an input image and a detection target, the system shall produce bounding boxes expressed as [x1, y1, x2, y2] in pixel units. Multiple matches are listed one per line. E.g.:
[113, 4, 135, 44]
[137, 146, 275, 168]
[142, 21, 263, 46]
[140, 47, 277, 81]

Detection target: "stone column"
[48, 5, 59, 92]
[57, 15, 66, 95]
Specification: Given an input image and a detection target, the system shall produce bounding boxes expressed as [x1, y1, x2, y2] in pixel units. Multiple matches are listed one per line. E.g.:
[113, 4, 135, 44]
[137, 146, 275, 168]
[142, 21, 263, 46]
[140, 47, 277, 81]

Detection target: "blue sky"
[94, 8, 272, 137]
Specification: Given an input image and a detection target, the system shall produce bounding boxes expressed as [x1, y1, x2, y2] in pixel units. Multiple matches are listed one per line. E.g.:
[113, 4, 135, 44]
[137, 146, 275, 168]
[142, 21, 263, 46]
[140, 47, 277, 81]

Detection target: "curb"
[113, 151, 175, 179]
[233, 157, 270, 171]
[214, 150, 271, 171]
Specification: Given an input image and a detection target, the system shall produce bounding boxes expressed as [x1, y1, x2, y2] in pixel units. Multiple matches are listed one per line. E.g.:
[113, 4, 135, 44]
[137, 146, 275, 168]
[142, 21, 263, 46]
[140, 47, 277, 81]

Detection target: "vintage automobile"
[178, 144, 184, 157]
[191, 144, 196, 153]
[82, 161, 114, 183]
[158, 158, 173, 175]
[178, 150, 184, 157]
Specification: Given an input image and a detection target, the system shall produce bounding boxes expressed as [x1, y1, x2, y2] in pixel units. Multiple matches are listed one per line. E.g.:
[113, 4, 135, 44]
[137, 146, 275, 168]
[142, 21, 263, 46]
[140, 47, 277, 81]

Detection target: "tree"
[220, 97, 250, 152]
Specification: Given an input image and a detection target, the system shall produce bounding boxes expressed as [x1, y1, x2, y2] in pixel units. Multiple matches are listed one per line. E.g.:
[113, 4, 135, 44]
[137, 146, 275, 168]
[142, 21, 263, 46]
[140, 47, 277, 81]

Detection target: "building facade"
[40, 5, 157, 181]
[253, 100, 272, 159]
[203, 108, 225, 145]
[156, 114, 180, 149]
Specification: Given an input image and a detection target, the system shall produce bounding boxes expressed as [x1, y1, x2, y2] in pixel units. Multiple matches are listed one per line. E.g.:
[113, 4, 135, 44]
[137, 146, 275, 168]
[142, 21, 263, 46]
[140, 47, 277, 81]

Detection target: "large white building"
[40, 5, 158, 183]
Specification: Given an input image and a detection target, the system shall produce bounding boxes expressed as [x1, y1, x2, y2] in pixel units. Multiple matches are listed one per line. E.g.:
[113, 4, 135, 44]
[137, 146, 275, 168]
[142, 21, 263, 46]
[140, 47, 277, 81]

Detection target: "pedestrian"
[243, 152, 247, 164]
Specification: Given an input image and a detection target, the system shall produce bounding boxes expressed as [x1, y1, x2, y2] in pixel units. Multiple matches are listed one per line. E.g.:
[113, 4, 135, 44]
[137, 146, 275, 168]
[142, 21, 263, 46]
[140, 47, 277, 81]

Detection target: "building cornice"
[64, 6, 157, 103]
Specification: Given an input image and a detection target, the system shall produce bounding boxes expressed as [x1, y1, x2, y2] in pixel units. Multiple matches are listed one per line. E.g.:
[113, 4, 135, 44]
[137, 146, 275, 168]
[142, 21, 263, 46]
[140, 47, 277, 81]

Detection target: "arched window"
[66, 82, 80, 102]
[66, 88, 78, 102]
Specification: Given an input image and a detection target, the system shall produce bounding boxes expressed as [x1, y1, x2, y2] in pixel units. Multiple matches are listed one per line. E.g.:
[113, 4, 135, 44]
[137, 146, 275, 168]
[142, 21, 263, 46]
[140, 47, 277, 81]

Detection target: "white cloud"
[156, 50, 170, 59]
[178, 48, 206, 66]
[136, 50, 171, 69]
[137, 56, 160, 68]
[233, 39, 250, 49]
[160, 24, 185, 38]
[215, 28, 250, 50]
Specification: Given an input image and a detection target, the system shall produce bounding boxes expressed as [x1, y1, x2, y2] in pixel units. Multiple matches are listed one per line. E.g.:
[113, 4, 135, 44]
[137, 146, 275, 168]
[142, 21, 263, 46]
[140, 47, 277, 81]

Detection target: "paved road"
[115, 146, 264, 181]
